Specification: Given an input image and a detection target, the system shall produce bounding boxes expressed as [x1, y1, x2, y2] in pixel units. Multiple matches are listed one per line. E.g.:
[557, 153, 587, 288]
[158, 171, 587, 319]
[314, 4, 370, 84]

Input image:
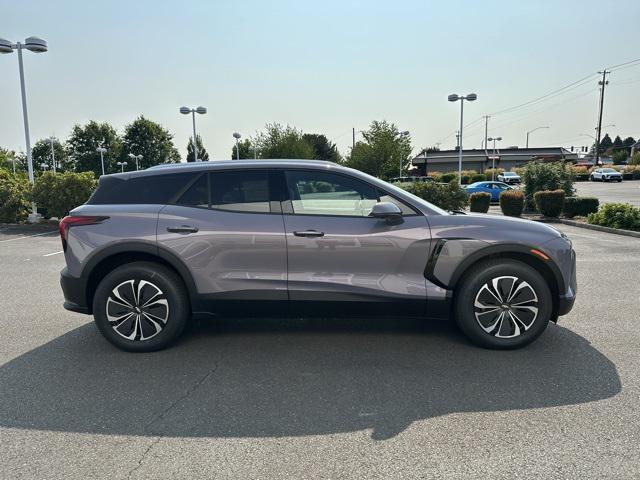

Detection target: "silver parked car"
[60, 160, 576, 352]
[590, 168, 623, 182]
[496, 171, 521, 184]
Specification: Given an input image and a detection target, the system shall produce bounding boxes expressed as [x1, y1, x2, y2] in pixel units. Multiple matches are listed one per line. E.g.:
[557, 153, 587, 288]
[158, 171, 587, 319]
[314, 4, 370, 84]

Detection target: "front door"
[280, 169, 431, 316]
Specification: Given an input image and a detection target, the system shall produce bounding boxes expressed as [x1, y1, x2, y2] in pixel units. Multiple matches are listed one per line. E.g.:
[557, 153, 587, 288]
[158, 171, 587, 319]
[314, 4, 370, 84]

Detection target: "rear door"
[157, 169, 287, 313]
[279, 168, 431, 316]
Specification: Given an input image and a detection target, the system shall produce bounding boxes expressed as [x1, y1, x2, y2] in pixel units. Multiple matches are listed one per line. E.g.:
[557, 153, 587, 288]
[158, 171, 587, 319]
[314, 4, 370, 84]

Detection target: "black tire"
[453, 259, 552, 349]
[589, 175, 594, 181]
[618, 179, 622, 183]
[92, 262, 190, 352]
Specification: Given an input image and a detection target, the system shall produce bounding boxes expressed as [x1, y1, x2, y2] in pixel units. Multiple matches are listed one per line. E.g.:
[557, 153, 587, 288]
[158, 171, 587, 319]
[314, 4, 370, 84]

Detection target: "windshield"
[602, 168, 617, 173]
[504, 172, 517, 176]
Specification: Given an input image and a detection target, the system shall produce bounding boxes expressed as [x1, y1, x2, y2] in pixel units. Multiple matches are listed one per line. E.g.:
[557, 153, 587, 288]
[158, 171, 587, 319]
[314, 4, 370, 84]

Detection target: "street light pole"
[49, 137, 56, 173]
[117, 161, 127, 173]
[96, 147, 106, 176]
[0, 36, 48, 222]
[487, 137, 502, 180]
[180, 106, 207, 162]
[396, 130, 410, 177]
[526, 126, 550, 148]
[448, 93, 478, 185]
[233, 132, 241, 160]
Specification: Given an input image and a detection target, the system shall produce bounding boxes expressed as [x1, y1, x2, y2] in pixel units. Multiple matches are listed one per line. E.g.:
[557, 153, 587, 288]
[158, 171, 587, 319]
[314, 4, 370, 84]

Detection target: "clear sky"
[2, 0, 639, 161]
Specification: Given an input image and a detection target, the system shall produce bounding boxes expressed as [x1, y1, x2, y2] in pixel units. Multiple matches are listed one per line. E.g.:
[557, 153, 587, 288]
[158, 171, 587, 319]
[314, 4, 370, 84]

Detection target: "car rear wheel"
[453, 259, 552, 349]
[92, 262, 189, 352]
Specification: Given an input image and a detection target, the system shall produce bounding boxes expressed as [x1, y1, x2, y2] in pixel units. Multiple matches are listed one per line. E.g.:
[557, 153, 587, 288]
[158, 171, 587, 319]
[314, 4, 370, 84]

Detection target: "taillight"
[59, 215, 108, 251]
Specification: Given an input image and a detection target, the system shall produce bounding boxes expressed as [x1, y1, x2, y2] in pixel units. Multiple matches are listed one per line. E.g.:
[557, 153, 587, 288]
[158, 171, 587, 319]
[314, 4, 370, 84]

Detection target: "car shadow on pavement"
[0, 317, 621, 440]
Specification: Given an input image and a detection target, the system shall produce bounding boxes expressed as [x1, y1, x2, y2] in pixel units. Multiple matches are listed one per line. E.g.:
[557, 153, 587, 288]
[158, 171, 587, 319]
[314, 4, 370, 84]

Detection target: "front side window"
[285, 170, 379, 217]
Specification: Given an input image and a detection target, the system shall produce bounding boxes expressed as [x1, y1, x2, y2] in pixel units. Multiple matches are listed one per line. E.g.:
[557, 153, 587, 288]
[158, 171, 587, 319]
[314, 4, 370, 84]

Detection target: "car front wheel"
[454, 259, 552, 349]
[92, 262, 189, 352]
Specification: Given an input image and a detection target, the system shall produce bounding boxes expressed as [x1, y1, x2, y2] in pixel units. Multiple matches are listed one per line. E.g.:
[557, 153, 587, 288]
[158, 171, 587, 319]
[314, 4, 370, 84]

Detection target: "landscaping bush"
[534, 190, 565, 218]
[484, 167, 504, 180]
[572, 166, 590, 182]
[427, 171, 443, 182]
[470, 173, 486, 183]
[624, 165, 640, 179]
[396, 180, 468, 211]
[440, 172, 457, 183]
[521, 161, 575, 212]
[588, 203, 640, 231]
[0, 170, 31, 223]
[469, 192, 491, 213]
[563, 197, 599, 218]
[629, 153, 640, 166]
[499, 190, 524, 217]
[32, 171, 97, 219]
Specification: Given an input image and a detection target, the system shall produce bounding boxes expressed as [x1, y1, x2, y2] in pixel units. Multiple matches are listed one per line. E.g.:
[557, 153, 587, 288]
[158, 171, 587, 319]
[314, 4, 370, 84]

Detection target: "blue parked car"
[464, 181, 513, 202]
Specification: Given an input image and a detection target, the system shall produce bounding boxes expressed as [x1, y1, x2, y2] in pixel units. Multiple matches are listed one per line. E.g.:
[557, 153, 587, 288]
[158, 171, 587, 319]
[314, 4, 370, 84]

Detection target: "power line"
[608, 58, 640, 71]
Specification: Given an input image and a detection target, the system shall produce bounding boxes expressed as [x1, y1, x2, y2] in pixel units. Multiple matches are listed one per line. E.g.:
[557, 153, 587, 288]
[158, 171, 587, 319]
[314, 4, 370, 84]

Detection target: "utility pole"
[352, 127, 355, 150]
[483, 115, 490, 154]
[595, 70, 609, 166]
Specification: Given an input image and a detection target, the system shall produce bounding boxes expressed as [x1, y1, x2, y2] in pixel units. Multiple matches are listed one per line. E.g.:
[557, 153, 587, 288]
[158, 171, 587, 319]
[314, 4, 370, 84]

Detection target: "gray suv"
[59, 160, 576, 352]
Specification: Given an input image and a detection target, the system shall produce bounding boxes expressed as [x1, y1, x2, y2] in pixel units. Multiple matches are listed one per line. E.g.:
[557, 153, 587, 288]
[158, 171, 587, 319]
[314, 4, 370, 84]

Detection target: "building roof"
[412, 147, 578, 165]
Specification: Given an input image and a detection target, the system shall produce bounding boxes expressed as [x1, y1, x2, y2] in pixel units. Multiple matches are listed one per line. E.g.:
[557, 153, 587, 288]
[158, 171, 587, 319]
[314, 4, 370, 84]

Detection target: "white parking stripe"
[0, 231, 57, 243]
[43, 251, 63, 257]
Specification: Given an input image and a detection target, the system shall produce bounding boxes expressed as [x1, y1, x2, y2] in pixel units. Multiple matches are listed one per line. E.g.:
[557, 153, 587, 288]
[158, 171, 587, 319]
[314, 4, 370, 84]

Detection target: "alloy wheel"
[106, 279, 169, 341]
[473, 276, 539, 338]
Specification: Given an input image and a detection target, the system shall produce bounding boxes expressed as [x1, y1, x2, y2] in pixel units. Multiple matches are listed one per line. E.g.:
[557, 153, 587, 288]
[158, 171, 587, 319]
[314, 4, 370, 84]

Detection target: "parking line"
[43, 251, 63, 257]
[0, 231, 57, 243]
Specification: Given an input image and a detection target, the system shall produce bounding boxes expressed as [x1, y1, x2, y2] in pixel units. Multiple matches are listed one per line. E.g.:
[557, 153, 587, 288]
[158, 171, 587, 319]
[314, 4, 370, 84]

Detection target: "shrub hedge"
[469, 192, 491, 213]
[499, 190, 524, 217]
[396, 180, 468, 211]
[563, 197, 599, 218]
[0, 170, 31, 223]
[522, 161, 575, 212]
[588, 203, 640, 231]
[470, 173, 487, 183]
[32, 171, 97, 219]
[534, 189, 566, 218]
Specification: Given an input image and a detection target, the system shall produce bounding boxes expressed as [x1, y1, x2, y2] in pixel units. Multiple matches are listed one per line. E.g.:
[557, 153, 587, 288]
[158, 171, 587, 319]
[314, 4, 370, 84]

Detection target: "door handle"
[167, 225, 199, 234]
[293, 230, 324, 238]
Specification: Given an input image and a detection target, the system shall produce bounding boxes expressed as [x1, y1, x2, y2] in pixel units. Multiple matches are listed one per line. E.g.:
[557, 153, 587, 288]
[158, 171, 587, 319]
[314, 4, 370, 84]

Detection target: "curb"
[534, 217, 640, 239]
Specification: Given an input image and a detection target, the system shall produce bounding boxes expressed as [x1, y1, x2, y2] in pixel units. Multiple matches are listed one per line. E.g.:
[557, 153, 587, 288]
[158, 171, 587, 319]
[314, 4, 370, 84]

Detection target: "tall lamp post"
[448, 93, 478, 185]
[0, 36, 48, 222]
[526, 126, 550, 148]
[180, 106, 207, 162]
[233, 132, 241, 160]
[96, 147, 107, 176]
[117, 161, 127, 173]
[128, 153, 143, 171]
[487, 136, 502, 180]
[49, 136, 57, 173]
[395, 130, 410, 177]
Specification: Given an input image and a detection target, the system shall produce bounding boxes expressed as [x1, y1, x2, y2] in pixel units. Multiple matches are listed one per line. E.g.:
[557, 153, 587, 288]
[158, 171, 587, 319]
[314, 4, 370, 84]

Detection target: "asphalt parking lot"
[575, 179, 640, 207]
[0, 223, 639, 479]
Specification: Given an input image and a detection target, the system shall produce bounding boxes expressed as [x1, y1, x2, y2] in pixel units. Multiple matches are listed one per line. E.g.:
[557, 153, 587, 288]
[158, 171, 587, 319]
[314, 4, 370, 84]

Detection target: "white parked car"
[497, 171, 521, 184]
[590, 168, 623, 182]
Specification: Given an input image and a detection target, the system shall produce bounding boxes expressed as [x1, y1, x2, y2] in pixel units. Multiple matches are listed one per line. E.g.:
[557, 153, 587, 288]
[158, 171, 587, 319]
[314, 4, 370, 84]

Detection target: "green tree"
[598, 133, 613, 154]
[0, 148, 25, 173]
[66, 121, 122, 176]
[253, 123, 314, 159]
[346, 120, 412, 179]
[32, 138, 70, 173]
[186, 134, 209, 162]
[623, 136, 636, 153]
[302, 134, 342, 162]
[613, 135, 623, 150]
[0, 169, 31, 223]
[612, 150, 629, 165]
[122, 116, 180, 169]
[231, 138, 254, 159]
[521, 161, 575, 211]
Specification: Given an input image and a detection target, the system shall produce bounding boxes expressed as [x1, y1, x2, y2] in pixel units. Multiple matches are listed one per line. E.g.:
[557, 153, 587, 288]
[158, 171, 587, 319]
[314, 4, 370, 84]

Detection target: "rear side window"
[210, 170, 270, 213]
[88, 173, 197, 205]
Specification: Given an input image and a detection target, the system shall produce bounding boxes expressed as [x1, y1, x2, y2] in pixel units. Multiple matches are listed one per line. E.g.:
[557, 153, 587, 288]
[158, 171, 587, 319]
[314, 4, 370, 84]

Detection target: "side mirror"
[370, 202, 403, 225]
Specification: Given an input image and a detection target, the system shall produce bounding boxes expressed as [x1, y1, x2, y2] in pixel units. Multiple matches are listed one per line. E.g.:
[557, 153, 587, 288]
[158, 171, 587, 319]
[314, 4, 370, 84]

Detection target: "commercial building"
[411, 147, 579, 174]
